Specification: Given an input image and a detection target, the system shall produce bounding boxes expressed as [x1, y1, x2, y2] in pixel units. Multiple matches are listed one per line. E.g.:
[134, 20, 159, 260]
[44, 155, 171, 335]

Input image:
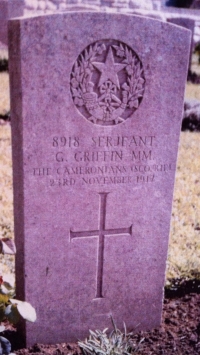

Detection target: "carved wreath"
[70, 41, 145, 125]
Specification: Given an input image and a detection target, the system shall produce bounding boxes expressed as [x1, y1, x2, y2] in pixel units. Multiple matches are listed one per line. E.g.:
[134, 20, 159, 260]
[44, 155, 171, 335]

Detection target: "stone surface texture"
[9, 12, 190, 346]
[193, 0, 200, 8]
[159, 5, 200, 43]
[167, 17, 195, 67]
[128, 0, 153, 10]
[0, 0, 24, 44]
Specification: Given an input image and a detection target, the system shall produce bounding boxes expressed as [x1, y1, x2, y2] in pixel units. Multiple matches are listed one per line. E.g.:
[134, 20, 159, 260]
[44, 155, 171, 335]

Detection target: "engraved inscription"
[70, 193, 132, 299]
[31, 135, 175, 187]
[70, 40, 145, 126]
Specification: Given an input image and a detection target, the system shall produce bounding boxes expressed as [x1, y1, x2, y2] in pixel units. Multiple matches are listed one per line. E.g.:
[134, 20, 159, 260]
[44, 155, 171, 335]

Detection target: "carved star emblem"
[93, 47, 126, 89]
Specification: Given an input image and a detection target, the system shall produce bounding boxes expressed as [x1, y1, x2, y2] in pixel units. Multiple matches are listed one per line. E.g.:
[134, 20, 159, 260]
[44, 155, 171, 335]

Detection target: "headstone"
[0, 0, 24, 45]
[167, 17, 195, 69]
[9, 12, 191, 346]
[152, 0, 162, 10]
[129, 0, 153, 10]
[65, 4, 100, 11]
[127, 8, 165, 20]
[191, 0, 200, 8]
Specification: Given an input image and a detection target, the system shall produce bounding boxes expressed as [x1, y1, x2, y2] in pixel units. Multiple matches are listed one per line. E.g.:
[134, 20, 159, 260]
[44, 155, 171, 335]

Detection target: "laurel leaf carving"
[70, 40, 145, 125]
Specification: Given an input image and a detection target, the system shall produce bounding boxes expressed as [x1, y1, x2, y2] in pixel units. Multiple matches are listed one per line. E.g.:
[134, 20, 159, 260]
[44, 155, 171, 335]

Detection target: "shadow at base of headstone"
[187, 69, 200, 84]
[165, 278, 200, 298]
[165, 0, 194, 8]
[0, 114, 10, 123]
[0, 58, 8, 72]
[182, 94, 200, 131]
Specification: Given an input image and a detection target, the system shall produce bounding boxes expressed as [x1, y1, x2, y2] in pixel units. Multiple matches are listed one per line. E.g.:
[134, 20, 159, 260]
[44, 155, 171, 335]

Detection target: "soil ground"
[2, 282, 200, 355]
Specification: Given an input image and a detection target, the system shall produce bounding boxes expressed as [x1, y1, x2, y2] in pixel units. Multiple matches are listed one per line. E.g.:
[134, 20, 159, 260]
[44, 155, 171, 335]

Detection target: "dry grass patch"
[0, 124, 14, 275]
[185, 55, 200, 101]
[0, 72, 10, 115]
[185, 82, 200, 101]
[0, 48, 8, 60]
[191, 53, 200, 75]
[167, 131, 200, 280]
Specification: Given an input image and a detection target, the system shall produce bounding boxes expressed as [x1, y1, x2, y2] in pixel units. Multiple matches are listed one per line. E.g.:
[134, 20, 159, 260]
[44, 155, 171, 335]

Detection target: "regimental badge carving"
[70, 39, 145, 126]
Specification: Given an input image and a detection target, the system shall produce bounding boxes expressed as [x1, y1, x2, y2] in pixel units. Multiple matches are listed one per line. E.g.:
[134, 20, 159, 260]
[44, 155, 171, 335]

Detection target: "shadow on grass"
[165, 277, 200, 298]
[0, 58, 8, 72]
[0, 113, 10, 122]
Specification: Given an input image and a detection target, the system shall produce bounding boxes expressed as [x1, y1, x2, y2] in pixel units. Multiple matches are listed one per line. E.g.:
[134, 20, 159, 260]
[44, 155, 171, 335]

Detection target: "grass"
[0, 124, 14, 276]
[0, 48, 9, 116]
[191, 52, 200, 76]
[0, 72, 10, 116]
[185, 82, 200, 101]
[167, 131, 200, 280]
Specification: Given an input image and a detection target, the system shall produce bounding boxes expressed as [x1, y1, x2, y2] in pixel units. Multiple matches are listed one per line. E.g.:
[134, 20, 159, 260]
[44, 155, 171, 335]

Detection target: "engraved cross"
[70, 192, 132, 299]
